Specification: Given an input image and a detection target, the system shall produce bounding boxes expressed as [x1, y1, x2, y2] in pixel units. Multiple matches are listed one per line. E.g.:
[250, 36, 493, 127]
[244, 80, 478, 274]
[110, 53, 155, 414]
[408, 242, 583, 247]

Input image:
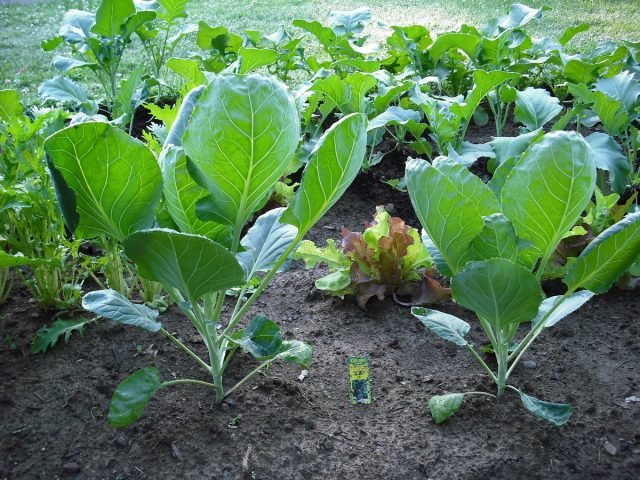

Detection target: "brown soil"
[1, 150, 640, 480]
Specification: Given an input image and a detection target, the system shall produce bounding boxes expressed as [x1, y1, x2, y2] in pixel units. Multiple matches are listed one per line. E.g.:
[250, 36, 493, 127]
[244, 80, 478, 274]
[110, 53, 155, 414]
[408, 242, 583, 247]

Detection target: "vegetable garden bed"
[1, 1, 640, 478]
[1, 170, 639, 479]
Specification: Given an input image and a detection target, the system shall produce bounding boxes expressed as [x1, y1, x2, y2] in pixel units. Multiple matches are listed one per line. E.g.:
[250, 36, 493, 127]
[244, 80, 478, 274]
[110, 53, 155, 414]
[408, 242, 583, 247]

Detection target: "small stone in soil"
[114, 433, 128, 448]
[604, 440, 618, 456]
[523, 360, 537, 369]
[62, 462, 81, 474]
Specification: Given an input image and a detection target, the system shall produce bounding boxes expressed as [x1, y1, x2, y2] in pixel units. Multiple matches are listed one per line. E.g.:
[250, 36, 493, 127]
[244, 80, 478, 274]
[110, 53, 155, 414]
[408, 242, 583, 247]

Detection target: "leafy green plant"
[243, 29, 307, 82]
[295, 206, 449, 309]
[0, 90, 85, 308]
[42, 0, 157, 110]
[406, 131, 640, 424]
[31, 318, 94, 354]
[44, 74, 367, 427]
[293, 7, 377, 77]
[568, 71, 640, 184]
[410, 69, 520, 157]
[135, 0, 197, 79]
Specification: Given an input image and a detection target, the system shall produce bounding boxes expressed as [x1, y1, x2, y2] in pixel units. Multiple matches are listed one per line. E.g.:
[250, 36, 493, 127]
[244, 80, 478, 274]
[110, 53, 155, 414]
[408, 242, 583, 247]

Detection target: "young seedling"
[406, 131, 640, 424]
[44, 73, 367, 427]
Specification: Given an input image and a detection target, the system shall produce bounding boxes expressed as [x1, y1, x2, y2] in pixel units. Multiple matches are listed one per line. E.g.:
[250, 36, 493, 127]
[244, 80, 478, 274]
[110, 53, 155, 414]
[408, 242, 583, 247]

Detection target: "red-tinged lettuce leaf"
[299, 206, 443, 309]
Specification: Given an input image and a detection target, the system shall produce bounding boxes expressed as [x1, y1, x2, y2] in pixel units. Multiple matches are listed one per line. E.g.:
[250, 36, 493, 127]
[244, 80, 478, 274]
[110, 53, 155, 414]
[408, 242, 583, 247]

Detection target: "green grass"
[1, 0, 640, 104]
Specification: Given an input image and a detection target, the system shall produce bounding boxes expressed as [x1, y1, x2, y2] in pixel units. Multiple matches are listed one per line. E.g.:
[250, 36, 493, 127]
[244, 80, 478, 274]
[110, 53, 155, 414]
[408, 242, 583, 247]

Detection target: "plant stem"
[465, 344, 498, 383]
[160, 328, 211, 373]
[506, 291, 572, 377]
[223, 358, 276, 400]
[463, 391, 497, 399]
[496, 340, 507, 397]
[223, 235, 301, 337]
[160, 378, 216, 389]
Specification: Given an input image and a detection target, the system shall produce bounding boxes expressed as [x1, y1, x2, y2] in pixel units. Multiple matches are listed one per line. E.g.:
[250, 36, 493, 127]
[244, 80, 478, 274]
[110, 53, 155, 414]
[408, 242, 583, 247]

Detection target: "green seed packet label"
[348, 357, 371, 404]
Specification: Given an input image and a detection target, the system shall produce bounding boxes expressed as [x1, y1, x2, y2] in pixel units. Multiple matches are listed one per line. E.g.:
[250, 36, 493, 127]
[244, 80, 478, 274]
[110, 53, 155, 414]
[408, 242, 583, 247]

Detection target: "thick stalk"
[487, 97, 501, 137]
[223, 235, 301, 337]
[190, 296, 225, 402]
[495, 339, 507, 397]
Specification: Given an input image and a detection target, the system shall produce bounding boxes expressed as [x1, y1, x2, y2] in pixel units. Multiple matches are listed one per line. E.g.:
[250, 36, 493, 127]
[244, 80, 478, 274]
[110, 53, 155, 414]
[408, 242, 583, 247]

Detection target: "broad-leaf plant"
[406, 131, 640, 425]
[44, 73, 367, 427]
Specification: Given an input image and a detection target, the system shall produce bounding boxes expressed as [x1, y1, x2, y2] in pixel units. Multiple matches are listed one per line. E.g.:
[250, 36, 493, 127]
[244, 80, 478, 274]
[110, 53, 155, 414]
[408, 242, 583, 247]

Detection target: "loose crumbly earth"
[1, 140, 640, 480]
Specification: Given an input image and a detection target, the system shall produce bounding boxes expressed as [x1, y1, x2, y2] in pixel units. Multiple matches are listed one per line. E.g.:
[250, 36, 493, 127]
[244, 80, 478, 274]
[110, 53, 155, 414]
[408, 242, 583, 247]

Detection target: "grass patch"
[1, 0, 639, 104]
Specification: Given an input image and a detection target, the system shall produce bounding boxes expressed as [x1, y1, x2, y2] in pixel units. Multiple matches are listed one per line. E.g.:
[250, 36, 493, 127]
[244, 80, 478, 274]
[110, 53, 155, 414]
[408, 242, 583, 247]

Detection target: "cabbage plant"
[406, 131, 640, 425]
[44, 73, 367, 427]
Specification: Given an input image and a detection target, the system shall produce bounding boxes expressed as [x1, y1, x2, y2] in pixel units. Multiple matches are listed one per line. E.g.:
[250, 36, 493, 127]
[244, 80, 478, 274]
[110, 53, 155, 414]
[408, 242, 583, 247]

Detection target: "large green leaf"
[559, 24, 589, 46]
[497, 4, 548, 30]
[281, 113, 367, 234]
[0, 89, 23, 121]
[411, 307, 470, 346]
[514, 87, 562, 131]
[38, 76, 97, 113]
[276, 340, 313, 368]
[44, 122, 162, 241]
[108, 367, 161, 428]
[236, 208, 298, 278]
[564, 212, 640, 294]
[82, 289, 161, 332]
[166, 58, 207, 90]
[585, 132, 630, 194]
[519, 390, 572, 426]
[590, 91, 629, 136]
[329, 7, 371, 36]
[433, 157, 500, 217]
[345, 72, 378, 113]
[367, 106, 423, 133]
[183, 74, 299, 230]
[489, 129, 542, 167]
[471, 213, 519, 262]
[163, 85, 204, 147]
[594, 70, 640, 112]
[93, 0, 136, 37]
[563, 59, 602, 85]
[160, 146, 229, 242]
[0, 251, 52, 267]
[238, 47, 277, 74]
[123, 229, 245, 301]
[60, 9, 96, 42]
[429, 33, 480, 62]
[451, 259, 543, 329]
[501, 131, 596, 265]
[405, 158, 484, 276]
[530, 290, 594, 329]
[232, 315, 283, 360]
[52, 55, 96, 73]
[158, 0, 188, 21]
[451, 70, 520, 121]
[429, 393, 464, 424]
